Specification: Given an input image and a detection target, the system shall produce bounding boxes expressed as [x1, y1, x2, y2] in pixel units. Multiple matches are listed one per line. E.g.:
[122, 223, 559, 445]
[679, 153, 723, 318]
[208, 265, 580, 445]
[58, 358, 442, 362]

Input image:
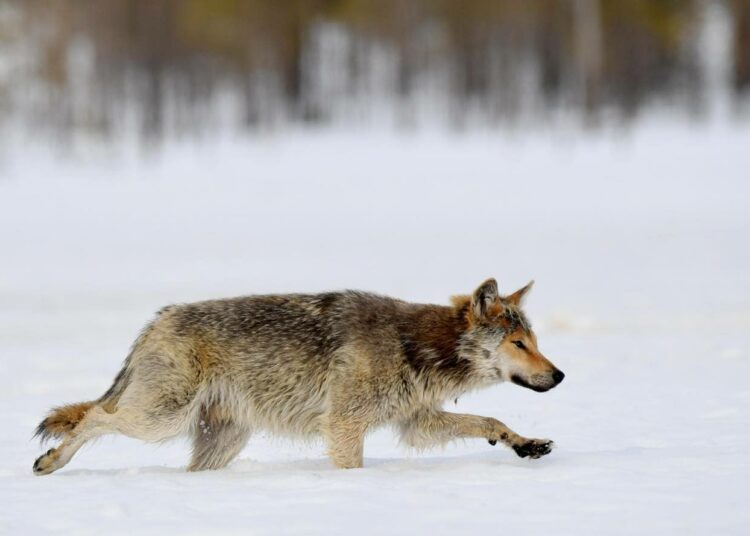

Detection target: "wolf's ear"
[472, 278, 500, 319]
[506, 280, 534, 306]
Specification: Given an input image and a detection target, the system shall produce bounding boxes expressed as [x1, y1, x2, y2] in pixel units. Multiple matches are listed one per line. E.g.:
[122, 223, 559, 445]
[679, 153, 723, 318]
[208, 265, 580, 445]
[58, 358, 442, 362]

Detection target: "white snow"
[1, 120, 749, 534]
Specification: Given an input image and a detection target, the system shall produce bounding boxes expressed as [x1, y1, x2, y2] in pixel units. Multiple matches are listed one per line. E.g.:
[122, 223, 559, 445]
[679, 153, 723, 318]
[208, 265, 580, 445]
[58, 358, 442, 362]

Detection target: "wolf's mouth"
[510, 374, 554, 393]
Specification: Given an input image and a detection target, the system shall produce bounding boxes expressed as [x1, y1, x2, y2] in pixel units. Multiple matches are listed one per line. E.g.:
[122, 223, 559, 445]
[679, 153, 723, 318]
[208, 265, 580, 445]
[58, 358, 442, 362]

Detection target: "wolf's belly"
[209, 356, 331, 438]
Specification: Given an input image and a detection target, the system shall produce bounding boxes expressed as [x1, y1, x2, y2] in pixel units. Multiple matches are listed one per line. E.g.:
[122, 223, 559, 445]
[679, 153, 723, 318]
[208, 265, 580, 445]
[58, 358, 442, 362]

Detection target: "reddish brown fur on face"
[34, 401, 95, 443]
[500, 327, 556, 375]
[497, 313, 515, 332]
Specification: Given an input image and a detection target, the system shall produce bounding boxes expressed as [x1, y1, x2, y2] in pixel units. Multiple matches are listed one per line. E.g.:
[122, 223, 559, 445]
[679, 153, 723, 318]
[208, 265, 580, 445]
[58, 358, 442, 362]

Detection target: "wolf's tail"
[33, 401, 96, 443]
[34, 354, 134, 444]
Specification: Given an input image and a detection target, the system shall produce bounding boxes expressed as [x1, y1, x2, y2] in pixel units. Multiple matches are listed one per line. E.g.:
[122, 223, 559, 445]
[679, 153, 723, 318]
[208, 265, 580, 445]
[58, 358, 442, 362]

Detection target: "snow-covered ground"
[1, 120, 749, 534]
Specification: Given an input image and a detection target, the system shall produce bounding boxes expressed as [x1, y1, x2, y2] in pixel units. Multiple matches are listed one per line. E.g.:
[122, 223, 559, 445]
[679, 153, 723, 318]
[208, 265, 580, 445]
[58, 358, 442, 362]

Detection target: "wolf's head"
[456, 278, 564, 392]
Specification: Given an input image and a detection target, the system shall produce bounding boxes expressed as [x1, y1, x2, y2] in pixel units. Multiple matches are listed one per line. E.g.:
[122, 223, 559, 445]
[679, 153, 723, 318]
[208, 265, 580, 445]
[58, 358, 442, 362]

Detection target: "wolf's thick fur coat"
[33, 279, 564, 475]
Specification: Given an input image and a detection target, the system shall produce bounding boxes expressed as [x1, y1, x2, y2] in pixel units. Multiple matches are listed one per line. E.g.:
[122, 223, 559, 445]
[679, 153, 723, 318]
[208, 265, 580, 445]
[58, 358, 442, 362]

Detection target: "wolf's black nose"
[553, 370, 565, 384]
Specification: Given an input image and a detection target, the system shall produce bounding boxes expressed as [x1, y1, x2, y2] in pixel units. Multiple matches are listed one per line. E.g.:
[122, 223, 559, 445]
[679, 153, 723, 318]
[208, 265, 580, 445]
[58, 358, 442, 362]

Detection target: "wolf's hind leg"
[34, 405, 117, 475]
[399, 410, 554, 459]
[188, 404, 251, 471]
[33, 405, 160, 475]
[34, 362, 199, 475]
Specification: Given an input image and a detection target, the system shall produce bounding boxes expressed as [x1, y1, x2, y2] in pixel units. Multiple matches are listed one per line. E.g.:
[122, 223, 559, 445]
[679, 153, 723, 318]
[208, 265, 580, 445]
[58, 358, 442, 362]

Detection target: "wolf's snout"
[552, 369, 565, 385]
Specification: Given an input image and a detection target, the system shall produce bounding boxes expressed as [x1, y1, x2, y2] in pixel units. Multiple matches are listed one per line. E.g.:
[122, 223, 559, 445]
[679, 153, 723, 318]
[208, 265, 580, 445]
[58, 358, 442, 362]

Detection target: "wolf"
[33, 278, 564, 475]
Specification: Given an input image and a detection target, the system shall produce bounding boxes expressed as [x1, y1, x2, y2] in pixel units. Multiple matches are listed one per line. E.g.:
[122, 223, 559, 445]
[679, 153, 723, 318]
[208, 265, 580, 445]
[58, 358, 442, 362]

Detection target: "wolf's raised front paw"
[512, 439, 554, 459]
[33, 448, 59, 476]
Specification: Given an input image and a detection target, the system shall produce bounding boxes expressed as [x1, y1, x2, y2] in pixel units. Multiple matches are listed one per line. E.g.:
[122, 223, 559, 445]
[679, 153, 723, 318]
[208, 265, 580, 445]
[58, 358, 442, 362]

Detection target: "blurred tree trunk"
[732, 0, 750, 94]
[573, 0, 603, 116]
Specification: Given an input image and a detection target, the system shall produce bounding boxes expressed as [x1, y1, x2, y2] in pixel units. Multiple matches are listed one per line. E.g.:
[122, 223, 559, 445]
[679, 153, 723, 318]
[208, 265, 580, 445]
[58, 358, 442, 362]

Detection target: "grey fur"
[32, 280, 564, 475]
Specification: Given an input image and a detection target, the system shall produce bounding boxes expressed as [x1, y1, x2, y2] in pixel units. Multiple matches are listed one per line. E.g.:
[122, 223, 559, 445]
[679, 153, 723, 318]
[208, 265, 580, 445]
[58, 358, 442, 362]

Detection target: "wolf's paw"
[512, 438, 554, 459]
[33, 448, 60, 476]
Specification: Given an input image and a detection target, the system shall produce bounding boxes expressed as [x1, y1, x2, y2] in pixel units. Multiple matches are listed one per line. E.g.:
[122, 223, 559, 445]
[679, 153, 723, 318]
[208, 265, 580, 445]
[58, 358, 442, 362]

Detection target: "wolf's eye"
[512, 340, 526, 350]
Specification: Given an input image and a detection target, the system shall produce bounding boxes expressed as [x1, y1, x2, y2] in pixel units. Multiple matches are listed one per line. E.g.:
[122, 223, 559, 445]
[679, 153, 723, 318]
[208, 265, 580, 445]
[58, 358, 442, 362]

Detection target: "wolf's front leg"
[324, 414, 368, 469]
[399, 410, 553, 459]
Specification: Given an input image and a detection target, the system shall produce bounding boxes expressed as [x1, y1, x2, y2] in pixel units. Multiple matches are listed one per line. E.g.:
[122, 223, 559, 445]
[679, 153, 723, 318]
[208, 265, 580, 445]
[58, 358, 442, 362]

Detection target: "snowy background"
[2, 121, 748, 534]
[2, 1, 750, 534]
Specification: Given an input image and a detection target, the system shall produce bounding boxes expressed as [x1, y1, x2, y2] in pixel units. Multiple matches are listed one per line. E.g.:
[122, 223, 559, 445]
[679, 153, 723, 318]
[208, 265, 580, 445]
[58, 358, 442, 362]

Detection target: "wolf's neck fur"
[400, 302, 478, 393]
